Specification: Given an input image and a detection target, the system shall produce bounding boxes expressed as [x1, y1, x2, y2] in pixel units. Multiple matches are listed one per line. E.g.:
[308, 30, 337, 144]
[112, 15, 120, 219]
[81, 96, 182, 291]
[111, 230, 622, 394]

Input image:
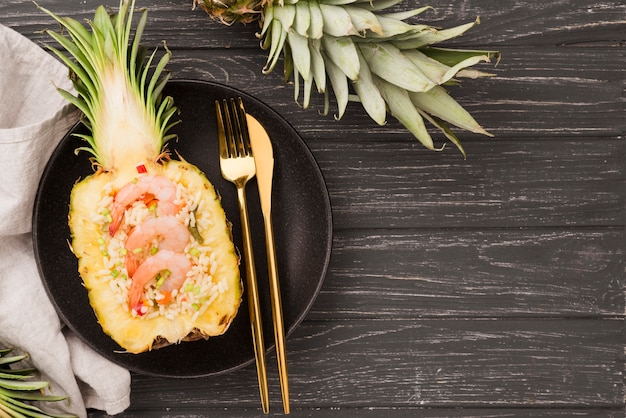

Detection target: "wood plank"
[88, 407, 625, 417]
[308, 228, 625, 319]
[426, 1, 626, 46]
[3, 0, 624, 48]
[88, 319, 623, 411]
[310, 139, 625, 229]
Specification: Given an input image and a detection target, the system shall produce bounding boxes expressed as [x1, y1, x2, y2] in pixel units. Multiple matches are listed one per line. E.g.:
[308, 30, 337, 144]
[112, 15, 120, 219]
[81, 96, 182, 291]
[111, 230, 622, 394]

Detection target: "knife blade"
[247, 114, 290, 414]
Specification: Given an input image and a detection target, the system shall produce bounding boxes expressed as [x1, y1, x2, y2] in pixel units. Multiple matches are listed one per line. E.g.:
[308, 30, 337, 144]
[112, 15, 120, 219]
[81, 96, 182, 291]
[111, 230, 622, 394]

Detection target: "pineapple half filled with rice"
[40, 0, 242, 354]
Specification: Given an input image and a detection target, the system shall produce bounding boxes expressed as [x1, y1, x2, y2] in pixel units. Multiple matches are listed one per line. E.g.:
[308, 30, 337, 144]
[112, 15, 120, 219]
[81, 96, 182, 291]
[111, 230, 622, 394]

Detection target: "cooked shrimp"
[124, 215, 190, 276]
[128, 250, 192, 310]
[108, 175, 180, 236]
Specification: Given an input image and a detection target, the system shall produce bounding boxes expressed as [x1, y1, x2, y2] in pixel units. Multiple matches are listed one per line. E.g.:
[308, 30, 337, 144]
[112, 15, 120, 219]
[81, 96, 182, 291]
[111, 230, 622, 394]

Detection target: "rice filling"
[93, 177, 227, 320]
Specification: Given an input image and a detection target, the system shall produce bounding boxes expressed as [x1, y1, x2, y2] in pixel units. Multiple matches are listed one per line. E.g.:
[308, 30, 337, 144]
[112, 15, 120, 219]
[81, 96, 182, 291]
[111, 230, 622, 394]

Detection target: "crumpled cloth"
[0, 24, 131, 417]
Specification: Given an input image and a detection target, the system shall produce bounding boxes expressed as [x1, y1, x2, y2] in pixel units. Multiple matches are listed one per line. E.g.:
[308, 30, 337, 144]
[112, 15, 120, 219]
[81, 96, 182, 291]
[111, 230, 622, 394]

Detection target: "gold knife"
[247, 114, 290, 414]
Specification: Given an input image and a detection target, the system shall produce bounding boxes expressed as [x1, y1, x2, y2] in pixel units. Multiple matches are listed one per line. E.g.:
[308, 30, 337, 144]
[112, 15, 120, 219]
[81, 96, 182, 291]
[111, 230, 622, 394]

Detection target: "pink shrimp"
[128, 249, 192, 310]
[124, 215, 190, 276]
[108, 175, 180, 236]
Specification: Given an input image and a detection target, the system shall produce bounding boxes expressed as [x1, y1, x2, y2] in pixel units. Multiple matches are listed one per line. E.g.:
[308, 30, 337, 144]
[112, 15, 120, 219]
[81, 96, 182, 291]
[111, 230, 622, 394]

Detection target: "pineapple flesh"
[41, 0, 242, 354]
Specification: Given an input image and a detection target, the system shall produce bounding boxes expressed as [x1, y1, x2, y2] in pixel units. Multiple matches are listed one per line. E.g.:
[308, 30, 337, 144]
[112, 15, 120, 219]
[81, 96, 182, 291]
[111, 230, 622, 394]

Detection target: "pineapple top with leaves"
[40, 0, 242, 354]
[195, 0, 499, 156]
[0, 348, 77, 418]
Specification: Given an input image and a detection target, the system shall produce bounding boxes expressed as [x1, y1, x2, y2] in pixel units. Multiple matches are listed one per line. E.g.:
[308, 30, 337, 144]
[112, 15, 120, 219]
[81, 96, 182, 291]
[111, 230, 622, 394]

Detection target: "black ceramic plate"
[33, 80, 332, 377]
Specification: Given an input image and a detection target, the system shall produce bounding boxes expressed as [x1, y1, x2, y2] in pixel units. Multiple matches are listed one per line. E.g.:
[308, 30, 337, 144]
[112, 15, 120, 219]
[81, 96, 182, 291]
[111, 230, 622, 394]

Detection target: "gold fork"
[216, 97, 269, 414]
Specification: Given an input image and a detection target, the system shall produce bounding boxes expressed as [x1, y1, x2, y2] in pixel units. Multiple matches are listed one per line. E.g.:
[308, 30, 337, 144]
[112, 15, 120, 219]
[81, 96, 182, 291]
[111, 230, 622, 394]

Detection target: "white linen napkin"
[0, 24, 131, 417]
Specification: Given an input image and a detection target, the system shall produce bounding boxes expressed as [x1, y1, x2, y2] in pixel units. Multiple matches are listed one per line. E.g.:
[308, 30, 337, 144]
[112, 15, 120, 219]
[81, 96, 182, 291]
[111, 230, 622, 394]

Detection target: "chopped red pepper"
[132, 300, 149, 316]
[136, 163, 147, 174]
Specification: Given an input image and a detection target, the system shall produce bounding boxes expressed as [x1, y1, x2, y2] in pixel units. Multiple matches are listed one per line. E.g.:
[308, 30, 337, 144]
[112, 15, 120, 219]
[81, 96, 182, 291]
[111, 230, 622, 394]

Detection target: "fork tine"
[233, 97, 252, 157]
[215, 100, 229, 159]
[223, 99, 240, 158]
[227, 98, 242, 157]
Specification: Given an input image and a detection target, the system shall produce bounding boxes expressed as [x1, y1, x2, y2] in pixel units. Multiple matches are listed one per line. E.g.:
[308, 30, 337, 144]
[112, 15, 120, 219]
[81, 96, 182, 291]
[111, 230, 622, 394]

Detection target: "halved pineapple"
[41, 0, 242, 353]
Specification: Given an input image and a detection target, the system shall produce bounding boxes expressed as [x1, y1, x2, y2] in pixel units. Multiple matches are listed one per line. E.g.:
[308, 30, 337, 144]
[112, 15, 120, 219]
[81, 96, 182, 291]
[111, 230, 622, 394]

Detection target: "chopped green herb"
[188, 209, 204, 244]
[155, 275, 165, 289]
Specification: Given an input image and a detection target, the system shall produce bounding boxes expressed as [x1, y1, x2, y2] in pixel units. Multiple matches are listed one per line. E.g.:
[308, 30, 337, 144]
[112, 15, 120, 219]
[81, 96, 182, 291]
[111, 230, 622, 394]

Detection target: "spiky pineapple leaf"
[39, 0, 178, 172]
[0, 348, 77, 418]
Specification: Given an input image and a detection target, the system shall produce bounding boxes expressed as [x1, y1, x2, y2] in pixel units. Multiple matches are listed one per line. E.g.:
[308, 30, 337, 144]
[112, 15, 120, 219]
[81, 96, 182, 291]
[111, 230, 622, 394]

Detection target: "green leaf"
[129, 8, 148, 90]
[320, 35, 360, 80]
[403, 49, 492, 85]
[351, 49, 386, 125]
[343, 6, 383, 35]
[260, 3, 273, 37]
[380, 6, 433, 21]
[418, 110, 467, 158]
[0, 355, 27, 367]
[310, 38, 327, 93]
[263, 19, 288, 74]
[373, 14, 430, 38]
[44, 33, 97, 98]
[293, 1, 311, 36]
[323, 51, 349, 119]
[373, 75, 434, 150]
[410, 85, 492, 136]
[307, 0, 324, 38]
[287, 31, 312, 80]
[0, 372, 31, 381]
[272, 3, 296, 32]
[319, 3, 357, 37]
[421, 46, 501, 68]
[358, 43, 435, 92]
[392, 19, 479, 49]
[0, 378, 48, 391]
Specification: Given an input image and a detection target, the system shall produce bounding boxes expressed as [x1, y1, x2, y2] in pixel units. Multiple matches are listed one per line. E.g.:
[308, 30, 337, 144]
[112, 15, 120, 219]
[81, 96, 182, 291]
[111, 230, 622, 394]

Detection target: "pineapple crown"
[193, 0, 265, 25]
[254, 0, 499, 156]
[39, 0, 179, 171]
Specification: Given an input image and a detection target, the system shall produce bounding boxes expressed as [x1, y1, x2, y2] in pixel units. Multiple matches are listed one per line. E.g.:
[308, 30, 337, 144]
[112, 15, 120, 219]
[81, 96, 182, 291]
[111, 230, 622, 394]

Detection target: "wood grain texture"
[85, 319, 624, 411]
[89, 409, 626, 418]
[311, 228, 625, 319]
[310, 139, 625, 229]
[2, 0, 624, 47]
[0, 0, 623, 416]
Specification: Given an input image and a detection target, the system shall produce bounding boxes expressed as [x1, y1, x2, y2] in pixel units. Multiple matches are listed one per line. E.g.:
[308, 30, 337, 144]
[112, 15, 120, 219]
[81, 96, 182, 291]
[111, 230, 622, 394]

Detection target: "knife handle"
[264, 213, 290, 414]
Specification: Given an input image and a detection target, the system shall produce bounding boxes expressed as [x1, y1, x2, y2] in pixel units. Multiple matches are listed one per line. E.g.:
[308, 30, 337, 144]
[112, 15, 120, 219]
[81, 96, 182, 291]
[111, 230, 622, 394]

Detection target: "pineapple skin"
[69, 160, 242, 354]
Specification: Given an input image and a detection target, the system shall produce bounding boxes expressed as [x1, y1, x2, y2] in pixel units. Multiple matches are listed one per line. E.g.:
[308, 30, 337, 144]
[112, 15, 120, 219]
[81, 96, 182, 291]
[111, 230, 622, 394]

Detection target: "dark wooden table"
[2, 0, 625, 416]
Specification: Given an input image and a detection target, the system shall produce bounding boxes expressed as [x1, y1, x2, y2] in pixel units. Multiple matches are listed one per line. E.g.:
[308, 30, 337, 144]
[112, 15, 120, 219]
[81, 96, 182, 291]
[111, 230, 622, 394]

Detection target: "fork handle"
[237, 185, 270, 414]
